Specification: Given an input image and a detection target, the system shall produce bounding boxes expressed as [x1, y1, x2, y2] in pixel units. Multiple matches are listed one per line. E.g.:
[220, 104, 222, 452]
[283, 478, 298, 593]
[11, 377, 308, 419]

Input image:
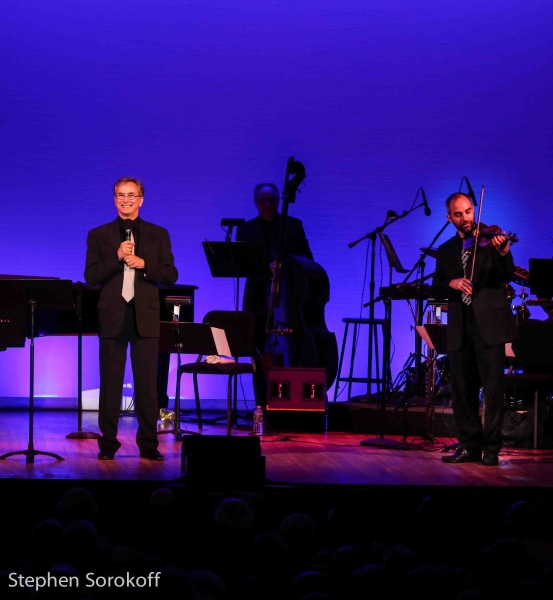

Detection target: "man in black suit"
[85, 177, 178, 461]
[431, 192, 518, 466]
[236, 183, 314, 406]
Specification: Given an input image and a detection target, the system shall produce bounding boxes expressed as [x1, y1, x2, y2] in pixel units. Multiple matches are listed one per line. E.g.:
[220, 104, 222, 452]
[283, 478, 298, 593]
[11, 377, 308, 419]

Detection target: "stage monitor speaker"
[181, 435, 266, 491]
[266, 367, 327, 432]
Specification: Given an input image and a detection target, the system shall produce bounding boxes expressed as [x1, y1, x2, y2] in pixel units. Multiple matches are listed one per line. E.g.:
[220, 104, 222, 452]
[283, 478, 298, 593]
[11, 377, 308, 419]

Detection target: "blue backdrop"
[1, 0, 552, 406]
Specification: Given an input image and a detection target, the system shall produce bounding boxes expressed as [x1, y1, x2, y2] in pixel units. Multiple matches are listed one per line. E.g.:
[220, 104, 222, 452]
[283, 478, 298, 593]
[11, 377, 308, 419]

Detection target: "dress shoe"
[139, 449, 164, 461]
[98, 450, 115, 461]
[482, 450, 499, 466]
[442, 448, 482, 464]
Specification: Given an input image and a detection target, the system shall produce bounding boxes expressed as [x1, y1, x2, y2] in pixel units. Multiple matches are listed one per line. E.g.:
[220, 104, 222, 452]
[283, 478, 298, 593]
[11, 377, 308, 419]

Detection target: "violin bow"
[469, 185, 485, 282]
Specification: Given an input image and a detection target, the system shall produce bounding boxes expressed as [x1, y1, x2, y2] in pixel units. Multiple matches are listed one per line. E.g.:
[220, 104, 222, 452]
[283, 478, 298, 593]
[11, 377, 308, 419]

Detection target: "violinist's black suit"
[431, 234, 518, 453]
[236, 214, 313, 406]
[85, 217, 178, 455]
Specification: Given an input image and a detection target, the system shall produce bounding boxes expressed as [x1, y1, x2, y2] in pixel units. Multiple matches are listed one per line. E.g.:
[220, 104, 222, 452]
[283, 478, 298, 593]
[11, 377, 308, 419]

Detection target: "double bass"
[264, 157, 338, 389]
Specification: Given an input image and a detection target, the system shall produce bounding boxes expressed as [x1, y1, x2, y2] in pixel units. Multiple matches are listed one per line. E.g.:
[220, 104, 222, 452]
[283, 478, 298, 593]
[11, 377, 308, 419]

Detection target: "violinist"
[236, 183, 314, 407]
[431, 192, 518, 466]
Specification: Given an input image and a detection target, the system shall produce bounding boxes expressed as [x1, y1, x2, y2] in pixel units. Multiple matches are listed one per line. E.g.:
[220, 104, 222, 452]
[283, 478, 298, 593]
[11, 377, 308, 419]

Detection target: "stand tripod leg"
[227, 375, 233, 436]
[67, 319, 100, 440]
[193, 372, 202, 430]
[0, 446, 65, 464]
[1, 300, 65, 462]
[360, 314, 422, 450]
[360, 319, 421, 450]
[157, 364, 200, 440]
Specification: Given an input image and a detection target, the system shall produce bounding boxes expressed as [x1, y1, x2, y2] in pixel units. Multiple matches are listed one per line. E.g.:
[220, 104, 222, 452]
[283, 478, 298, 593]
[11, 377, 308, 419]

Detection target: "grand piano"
[0, 275, 198, 418]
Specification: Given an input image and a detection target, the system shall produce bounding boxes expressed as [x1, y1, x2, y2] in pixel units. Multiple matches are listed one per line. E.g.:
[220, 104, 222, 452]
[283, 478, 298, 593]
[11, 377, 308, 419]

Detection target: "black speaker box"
[181, 435, 266, 491]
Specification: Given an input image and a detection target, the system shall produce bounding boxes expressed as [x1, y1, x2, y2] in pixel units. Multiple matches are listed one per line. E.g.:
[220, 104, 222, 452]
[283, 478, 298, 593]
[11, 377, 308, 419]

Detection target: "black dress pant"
[98, 304, 159, 454]
[449, 305, 506, 453]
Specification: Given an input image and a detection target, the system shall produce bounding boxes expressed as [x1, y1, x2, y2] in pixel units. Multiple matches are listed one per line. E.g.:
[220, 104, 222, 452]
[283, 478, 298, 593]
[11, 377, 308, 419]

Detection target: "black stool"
[503, 319, 553, 449]
[333, 317, 388, 402]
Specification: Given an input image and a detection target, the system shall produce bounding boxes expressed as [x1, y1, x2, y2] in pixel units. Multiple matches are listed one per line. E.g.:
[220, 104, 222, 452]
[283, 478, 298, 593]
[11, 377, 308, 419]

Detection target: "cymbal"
[420, 247, 438, 259]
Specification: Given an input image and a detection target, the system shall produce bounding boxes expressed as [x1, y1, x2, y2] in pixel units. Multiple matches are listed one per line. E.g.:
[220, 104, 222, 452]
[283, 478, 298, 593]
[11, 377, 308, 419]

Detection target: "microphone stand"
[224, 225, 240, 311]
[223, 223, 240, 416]
[220, 218, 246, 312]
[399, 221, 450, 408]
[349, 201, 426, 450]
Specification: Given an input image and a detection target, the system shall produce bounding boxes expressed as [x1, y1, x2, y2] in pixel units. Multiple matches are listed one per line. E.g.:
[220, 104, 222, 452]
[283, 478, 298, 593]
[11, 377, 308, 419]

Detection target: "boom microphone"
[462, 176, 478, 206]
[421, 189, 431, 216]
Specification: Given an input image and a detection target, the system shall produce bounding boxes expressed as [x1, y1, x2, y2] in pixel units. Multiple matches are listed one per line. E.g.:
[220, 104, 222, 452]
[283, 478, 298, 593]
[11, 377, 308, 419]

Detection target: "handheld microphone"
[421, 189, 431, 216]
[123, 219, 133, 241]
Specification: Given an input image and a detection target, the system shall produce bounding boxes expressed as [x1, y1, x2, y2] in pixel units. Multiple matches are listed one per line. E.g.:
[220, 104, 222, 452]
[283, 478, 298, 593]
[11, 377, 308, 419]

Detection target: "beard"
[456, 220, 475, 236]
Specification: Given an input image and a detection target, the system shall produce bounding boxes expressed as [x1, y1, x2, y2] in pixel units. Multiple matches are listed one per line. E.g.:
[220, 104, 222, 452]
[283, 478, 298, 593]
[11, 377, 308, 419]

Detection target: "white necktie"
[461, 248, 471, 305]
[122, 231, 135, 302]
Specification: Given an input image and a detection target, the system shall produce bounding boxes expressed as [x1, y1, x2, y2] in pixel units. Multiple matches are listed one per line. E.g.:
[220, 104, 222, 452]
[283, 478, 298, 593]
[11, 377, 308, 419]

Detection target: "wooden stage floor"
[3, 407, 553, 557]
[1, 408, 553, 490]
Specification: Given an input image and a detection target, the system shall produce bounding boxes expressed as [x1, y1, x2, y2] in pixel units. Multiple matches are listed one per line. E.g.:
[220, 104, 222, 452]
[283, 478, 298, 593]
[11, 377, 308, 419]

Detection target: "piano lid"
[0, 274, 60, 280]
[0, 279, 199, 344]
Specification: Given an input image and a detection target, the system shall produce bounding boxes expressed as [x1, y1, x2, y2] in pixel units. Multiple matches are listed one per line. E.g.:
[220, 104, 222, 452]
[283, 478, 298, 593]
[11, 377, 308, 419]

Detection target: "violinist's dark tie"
[461, 248, 471, 305]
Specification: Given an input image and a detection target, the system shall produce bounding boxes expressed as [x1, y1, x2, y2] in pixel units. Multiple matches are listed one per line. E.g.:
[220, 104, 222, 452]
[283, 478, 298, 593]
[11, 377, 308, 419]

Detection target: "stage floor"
[1, 408, 552, 490]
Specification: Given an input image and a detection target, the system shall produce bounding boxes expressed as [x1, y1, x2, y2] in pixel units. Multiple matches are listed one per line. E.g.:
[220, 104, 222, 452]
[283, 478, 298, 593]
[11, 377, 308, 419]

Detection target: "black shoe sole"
[139, 453, 164, 461]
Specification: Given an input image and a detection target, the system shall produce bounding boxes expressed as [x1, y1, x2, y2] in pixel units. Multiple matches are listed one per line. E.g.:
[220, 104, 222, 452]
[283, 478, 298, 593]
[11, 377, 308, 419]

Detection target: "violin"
[463, 185, 518, 282]
[463, 223, 519, 250]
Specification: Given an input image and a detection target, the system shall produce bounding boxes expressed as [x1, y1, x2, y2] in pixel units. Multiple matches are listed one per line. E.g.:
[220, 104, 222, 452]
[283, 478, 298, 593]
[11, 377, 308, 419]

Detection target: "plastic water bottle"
[253, 405, 264, 436]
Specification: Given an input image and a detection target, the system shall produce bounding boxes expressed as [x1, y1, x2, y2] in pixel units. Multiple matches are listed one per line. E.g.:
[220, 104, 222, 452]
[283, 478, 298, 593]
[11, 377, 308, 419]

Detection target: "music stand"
[416, 324, 448, 355]
[67, 282, 101, 440]
[0, 279, 74, 463]
[202, 241, 271, 310]
[416, 323, 448, 442]
[400, 221, 450, 402]
[157, 320, 223, 440]
[379, 232, 410, 278]
[360, 232, 422, 450]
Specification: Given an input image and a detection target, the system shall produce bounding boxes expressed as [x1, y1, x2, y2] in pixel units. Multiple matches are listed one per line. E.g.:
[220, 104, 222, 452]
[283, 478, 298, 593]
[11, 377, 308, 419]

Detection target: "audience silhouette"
[2, 485, 553, 599]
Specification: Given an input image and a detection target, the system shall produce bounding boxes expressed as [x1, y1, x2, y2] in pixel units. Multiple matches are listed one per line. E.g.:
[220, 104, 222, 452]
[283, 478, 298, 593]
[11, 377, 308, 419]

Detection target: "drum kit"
[396, 248, 536, 440]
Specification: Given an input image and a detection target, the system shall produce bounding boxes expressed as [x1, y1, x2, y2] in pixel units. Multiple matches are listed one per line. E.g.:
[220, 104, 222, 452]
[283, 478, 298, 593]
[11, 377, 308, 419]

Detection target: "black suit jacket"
[431, 234, 518, 351]
[236, 214, 313, 315]
[85, 218, 178, 339]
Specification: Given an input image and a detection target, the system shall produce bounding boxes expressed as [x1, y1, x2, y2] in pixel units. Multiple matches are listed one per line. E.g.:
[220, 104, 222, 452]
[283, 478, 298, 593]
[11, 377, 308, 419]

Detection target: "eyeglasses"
[115, 193, 142, 200]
